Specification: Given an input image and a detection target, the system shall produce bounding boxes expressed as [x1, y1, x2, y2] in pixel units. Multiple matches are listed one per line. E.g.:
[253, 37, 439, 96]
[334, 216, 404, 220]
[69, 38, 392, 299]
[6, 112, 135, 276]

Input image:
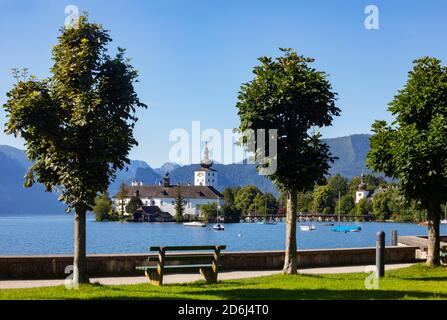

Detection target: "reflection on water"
[0, 213, 446, 255]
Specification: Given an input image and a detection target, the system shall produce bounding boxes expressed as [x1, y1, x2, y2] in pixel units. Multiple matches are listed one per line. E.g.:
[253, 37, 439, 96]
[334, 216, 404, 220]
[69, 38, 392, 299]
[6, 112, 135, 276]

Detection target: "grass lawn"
[0, 264, 446, 300]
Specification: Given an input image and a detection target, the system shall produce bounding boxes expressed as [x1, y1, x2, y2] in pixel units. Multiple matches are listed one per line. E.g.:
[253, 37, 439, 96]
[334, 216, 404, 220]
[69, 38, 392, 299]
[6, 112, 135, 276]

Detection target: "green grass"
[1, 264, 446, 300]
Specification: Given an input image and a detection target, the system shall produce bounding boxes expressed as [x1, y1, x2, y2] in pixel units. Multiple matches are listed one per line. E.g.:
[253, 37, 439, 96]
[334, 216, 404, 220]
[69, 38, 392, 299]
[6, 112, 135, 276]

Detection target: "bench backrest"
[150, 245, 226, 252]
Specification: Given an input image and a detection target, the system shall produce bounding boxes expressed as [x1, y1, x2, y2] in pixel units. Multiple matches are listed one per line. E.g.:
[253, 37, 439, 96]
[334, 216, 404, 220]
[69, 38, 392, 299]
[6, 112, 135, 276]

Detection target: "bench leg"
[145, 269, 163, 286]
[200, 268, 217, 284]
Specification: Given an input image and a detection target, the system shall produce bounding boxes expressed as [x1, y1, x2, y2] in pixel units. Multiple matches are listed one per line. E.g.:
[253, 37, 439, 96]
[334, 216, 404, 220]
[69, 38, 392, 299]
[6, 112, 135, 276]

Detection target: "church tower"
[194, 142, 218, 187]
[355, 172, 369, 203]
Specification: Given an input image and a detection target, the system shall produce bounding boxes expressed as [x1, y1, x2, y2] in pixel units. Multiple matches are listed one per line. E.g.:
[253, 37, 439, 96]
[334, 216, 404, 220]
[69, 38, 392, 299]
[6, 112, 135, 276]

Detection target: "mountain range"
[0, 134, 373, 214]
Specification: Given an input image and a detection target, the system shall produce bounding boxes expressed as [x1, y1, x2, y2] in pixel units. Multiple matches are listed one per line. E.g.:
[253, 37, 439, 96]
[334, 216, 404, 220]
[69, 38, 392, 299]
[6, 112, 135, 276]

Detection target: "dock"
[398, 235, 447, 259]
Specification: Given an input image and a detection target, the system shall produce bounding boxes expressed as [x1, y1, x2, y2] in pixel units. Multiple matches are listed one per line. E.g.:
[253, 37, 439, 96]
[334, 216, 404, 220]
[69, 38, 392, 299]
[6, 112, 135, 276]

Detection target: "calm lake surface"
[1, 213, 446, 255]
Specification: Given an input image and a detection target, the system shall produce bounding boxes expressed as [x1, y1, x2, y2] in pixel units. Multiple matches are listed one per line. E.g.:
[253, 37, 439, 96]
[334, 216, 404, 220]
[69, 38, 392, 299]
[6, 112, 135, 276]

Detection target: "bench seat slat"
[150, 245, 226, 252]
[136, 264, 214, 271]
[148, 254, 214, 262]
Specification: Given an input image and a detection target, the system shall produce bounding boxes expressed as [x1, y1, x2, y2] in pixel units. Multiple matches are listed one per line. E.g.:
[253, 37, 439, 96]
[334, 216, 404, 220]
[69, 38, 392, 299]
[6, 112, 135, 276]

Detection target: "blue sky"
[1, 0, 447, 167]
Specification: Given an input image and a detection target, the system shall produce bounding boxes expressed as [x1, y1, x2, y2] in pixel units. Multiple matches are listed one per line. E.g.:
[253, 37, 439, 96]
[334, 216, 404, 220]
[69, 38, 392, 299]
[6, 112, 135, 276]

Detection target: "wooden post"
[211, 246, 221, 283]
[157, 248, 165, 285]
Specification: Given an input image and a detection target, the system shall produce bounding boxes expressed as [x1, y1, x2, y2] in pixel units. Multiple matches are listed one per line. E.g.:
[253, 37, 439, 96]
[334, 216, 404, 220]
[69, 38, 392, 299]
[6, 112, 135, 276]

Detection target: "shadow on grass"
[400, 277, 447, 282]
[82, 287, 447, 300]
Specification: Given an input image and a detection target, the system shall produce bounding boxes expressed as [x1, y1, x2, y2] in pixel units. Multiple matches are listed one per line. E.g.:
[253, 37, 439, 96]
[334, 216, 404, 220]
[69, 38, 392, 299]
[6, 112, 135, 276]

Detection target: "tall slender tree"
[367, 57, 447, 266]
[116, 182, 129, 215]
[175, 187, 185, 223]
[236, 49, 339, 274]
[2, 15, 146, 284]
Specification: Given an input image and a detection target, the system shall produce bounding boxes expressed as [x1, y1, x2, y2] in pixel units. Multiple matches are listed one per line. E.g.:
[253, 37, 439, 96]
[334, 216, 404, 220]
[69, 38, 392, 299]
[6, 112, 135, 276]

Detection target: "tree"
[2, 15, 146, 284]
[221, 204, 241, 222]
[372, 190, 392, 220]
[234, 185, 261, 216]
[200, 202, 218, 222]
[222, 188, 236, 207]
[336, 194, 355, 215]
[367, 57, 447, 266]
[297, 192, 313, 213]
[327, 174, 349, 198]
[355, 198, 371, 216]
[174, 187, 185, 223]
[252, 192, 279, 217]
[116, 182, 129, 215]
[236, 49, 339, 274]
[93, 192, 113, 221]
[312, 185, 334, 214]
[125, 195, 143, 215]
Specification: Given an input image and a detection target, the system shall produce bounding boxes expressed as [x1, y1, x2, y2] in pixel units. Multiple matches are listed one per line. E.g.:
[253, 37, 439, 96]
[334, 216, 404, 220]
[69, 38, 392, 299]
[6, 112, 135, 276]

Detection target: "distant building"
[355, 172, 388, 203]
[355, 172, 371, 203]
[194, 142, 218, 187]
[114, 143, 223, 218]
[133, 206, 173, 222]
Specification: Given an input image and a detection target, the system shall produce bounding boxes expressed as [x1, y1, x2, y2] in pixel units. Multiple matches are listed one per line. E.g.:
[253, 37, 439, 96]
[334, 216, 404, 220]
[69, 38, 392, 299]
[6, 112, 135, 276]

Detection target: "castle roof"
[117, 185, 223, 199]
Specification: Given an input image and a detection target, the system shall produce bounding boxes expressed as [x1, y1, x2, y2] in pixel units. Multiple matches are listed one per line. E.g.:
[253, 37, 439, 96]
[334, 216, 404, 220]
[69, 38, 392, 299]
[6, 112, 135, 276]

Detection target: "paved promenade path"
[0, 263, 414, 289]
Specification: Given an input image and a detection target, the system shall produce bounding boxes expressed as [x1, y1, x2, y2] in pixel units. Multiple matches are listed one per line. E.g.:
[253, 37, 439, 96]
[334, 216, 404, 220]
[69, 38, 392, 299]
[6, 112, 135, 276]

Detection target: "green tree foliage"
[297, 192, 313, 213]
[200, 202, 218, 222]
[221, 204, 241, 223]
[312, 185, 334, 214]
[222, 188, 236, 207]
[174, 188, 185, 223]
[372, 190, 392, 220]
[125, 195, 143, 215]
[234, 185, 262, 216]
[2, 15, 146, 284]
[355, 198, 371, 216]
[236, 49, 340, 274]
[93, 192, 113, 221]
[253, 192, 279, 216]
[336, 194, 355, 215]
[367, 57, 447, 266]
[327, 174, 349, 198]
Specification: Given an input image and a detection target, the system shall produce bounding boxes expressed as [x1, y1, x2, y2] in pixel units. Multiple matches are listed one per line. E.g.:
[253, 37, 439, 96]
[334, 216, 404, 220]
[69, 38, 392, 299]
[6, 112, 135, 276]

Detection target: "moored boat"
[212, 223, 225, 231]
[300, 224, 315, 231]
[183, 221, 206, 227]
[332, 225, 361, 233]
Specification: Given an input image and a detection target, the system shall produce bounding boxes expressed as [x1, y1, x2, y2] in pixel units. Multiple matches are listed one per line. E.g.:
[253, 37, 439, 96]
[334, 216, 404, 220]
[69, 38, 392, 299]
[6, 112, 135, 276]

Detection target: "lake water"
[1, 213, 446, 255]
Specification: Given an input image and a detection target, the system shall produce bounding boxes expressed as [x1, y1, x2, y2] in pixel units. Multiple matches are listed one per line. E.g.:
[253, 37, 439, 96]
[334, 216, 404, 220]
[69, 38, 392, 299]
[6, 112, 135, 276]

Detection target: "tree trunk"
[73, 206, 89, 285]
[283, 188, 298, 274]
[426, 203, 441, 266]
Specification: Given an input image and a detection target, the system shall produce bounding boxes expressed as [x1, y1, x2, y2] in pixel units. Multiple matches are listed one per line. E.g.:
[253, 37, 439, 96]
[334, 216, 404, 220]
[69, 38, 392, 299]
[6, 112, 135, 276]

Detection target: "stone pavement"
[0, 263, 414, 289]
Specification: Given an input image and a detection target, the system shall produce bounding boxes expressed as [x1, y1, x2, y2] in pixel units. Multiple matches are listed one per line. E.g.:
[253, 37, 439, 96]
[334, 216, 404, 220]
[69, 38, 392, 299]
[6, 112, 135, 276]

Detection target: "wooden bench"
[136, 245, 226, 286]
[441, 251, 447, 266]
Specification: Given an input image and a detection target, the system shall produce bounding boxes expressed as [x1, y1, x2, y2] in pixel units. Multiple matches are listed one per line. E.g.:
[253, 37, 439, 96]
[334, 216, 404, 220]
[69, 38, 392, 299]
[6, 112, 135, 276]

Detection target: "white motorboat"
[212, 224, 225, 231]
[183, 221, 206, 227]
[441, 220, 447, 224]
[300, 224, 315, 231]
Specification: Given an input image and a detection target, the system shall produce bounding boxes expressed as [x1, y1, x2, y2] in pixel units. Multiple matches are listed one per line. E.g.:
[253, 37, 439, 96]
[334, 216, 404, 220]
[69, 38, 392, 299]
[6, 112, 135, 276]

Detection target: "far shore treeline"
[94, 173, 434, 224]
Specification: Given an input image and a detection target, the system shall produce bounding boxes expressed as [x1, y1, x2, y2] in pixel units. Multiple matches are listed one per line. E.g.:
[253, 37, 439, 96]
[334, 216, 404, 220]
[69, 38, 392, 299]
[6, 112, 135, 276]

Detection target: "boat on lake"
[300, 224, 315, 231]
[332, 225, 362, 233]
[212, 223, 225, 231]
[183, 221, 206, 227]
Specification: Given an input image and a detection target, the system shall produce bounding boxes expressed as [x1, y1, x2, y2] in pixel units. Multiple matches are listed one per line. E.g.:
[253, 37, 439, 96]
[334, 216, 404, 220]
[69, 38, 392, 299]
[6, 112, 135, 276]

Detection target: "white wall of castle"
[114, 197, 223, 217]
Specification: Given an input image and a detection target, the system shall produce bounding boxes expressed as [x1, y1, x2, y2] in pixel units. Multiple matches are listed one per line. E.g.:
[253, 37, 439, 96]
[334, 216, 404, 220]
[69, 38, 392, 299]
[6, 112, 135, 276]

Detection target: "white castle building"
[114, 144, 223, 217]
